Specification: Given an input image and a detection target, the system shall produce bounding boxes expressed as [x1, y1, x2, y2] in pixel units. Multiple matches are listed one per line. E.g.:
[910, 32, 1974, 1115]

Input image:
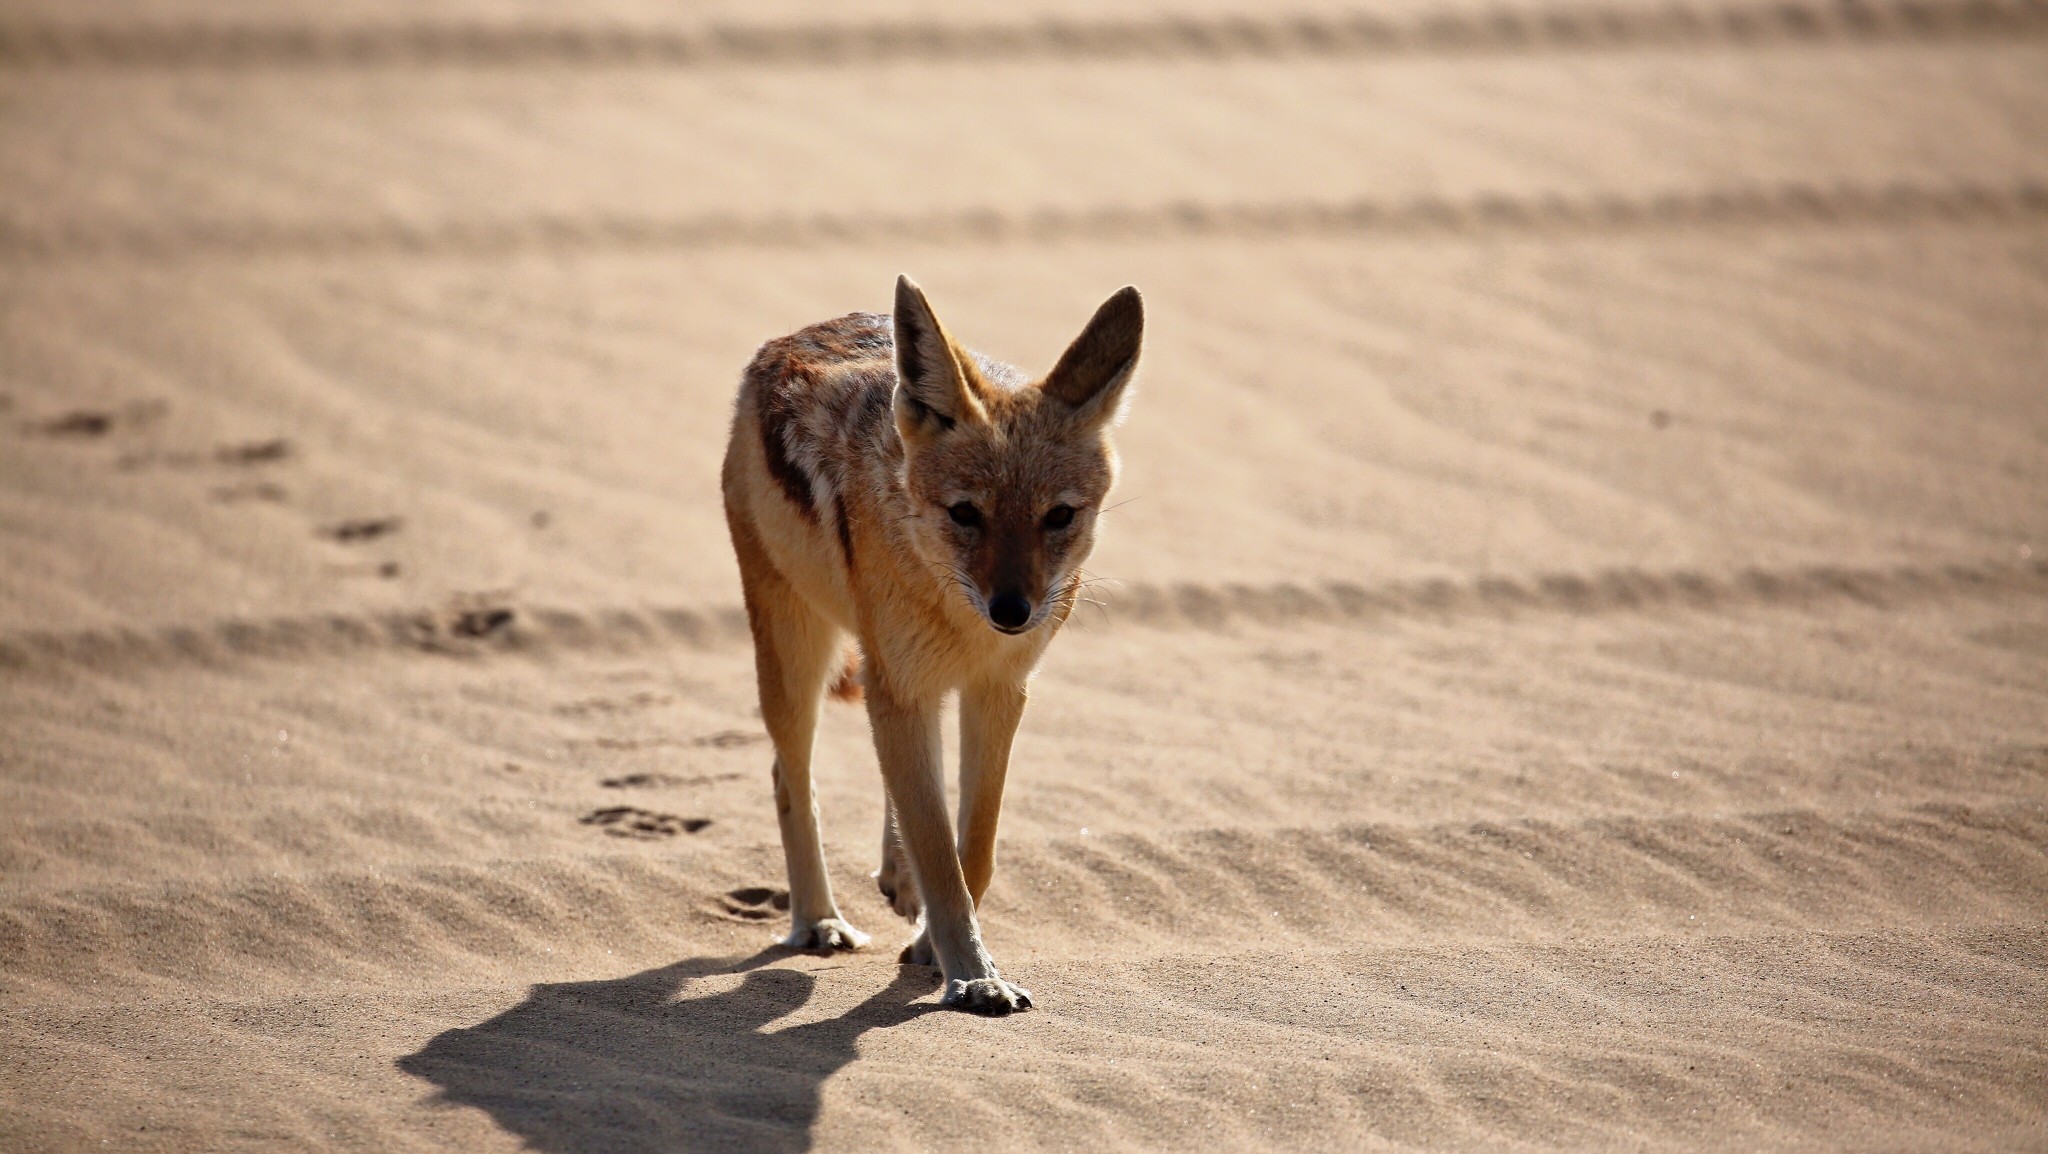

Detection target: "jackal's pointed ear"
[1042, 286, 1144, 427]
[892, 275, 983, 438]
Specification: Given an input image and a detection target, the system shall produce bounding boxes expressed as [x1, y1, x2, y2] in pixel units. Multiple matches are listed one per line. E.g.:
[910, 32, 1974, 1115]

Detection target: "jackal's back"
[739, 311, 899, 528]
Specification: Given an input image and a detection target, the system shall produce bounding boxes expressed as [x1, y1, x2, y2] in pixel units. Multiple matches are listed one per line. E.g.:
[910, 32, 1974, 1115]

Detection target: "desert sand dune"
[2, 0, 2045, 1150]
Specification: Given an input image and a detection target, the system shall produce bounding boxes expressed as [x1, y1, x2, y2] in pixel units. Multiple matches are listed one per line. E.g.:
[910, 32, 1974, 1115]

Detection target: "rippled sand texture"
[3, 1, 2046, 1151]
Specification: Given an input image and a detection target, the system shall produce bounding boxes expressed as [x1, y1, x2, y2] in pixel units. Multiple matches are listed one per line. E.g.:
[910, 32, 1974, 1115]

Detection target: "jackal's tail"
[826, 645, 863, 703]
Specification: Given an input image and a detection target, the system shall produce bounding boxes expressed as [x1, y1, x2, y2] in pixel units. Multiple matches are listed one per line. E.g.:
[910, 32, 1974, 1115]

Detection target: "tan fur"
[721, 276, 1143, 1014]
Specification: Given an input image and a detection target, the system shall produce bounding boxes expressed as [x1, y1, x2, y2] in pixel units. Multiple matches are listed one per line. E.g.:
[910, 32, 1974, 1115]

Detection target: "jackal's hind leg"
[874, 800, 921, 921]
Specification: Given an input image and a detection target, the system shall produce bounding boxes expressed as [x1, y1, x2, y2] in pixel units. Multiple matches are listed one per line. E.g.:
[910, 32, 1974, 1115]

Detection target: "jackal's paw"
[897, 931, 935, 968]
[784, 917, 869, 952]
[942, 977, 1033, 1016]
[874, 861, 921, 921]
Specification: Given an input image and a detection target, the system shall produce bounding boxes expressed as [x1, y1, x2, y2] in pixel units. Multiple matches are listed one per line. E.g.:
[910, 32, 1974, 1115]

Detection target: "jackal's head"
[889, 275, 1144, 636]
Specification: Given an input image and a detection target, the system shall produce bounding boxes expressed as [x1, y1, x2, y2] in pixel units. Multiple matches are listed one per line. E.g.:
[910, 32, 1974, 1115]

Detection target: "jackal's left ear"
[892, 275, 985, 439]
[1042, 286, 1144, 427]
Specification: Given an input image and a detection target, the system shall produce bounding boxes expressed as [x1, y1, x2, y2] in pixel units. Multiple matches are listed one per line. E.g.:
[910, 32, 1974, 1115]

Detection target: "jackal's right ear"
[892, 275, 984, 439]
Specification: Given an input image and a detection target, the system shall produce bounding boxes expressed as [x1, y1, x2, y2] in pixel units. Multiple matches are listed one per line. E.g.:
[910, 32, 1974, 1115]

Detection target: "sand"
[2, 1, 2046, 1150]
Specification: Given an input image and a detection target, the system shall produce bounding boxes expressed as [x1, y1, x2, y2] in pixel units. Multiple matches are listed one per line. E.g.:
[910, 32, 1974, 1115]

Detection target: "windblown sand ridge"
[3, 0, 2045, 1150]
[3, 553, 2044, 675]
[8, 0, 2047, 70]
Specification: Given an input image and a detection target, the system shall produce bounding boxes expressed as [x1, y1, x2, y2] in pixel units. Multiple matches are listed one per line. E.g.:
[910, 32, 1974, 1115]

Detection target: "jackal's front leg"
[957, 678, 1027, 909]
[736, 528, 867, 953]
[893, 679, 1023, 946]
[866, 678, 1031, 1015]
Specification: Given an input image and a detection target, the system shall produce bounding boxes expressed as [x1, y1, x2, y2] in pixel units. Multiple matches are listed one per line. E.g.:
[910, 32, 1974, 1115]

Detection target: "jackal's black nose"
[988, 592, 1032, 632]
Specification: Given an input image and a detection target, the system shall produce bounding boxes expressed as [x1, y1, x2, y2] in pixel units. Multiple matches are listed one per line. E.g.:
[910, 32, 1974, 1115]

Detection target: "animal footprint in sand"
[33, 411, 115, 436]
[554, 691, 675, 717]
[570, 727, 763, 750]
[215, 438, 293, 466]
[320, 517, 403, 543]
[211, 481, 288, 503]
[695, 729, 765, 748]
[122, 437, 295, 473]
[719, 886, 791, 922]
[579, 806, 710, 839]
[21, 400, 165, 439]
[600, 771, 744, 789]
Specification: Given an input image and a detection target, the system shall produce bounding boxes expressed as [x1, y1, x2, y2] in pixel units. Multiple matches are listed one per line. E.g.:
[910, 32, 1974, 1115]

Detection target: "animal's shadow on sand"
[398, 948, 938, 1153]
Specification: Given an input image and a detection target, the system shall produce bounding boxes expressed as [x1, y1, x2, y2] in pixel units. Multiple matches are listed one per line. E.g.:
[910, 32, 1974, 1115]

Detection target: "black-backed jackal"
[722, 276, 1143, 1014]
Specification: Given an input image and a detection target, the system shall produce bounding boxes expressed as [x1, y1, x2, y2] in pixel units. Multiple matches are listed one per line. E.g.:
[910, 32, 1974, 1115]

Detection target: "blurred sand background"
[3, 1, 2047, 1150]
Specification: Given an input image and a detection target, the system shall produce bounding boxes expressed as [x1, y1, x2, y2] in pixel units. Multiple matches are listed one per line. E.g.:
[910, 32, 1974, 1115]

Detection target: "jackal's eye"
[1042, 505, 1075, 531]
[947, 502, 982, 529]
